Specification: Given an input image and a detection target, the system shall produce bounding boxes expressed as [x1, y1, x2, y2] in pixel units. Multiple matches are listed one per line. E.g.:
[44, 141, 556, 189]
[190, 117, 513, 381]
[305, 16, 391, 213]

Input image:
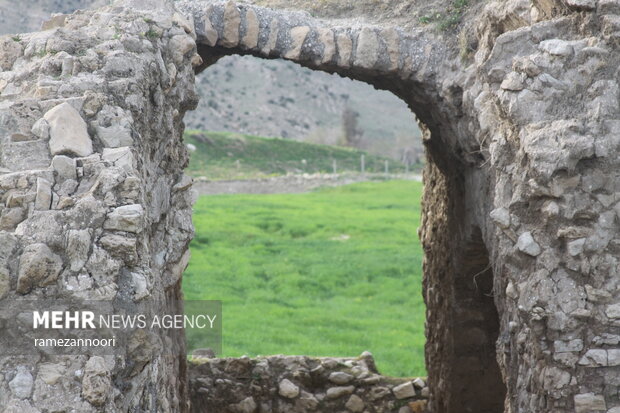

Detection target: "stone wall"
[0, 0, 199, 411]
[189, 353, 428, 413]
[0, 0, 618, 412]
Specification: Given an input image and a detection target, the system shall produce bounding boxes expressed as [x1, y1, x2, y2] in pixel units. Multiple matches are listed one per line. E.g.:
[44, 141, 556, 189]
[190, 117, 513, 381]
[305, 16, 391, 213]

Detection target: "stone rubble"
[190, 353, 429, 413]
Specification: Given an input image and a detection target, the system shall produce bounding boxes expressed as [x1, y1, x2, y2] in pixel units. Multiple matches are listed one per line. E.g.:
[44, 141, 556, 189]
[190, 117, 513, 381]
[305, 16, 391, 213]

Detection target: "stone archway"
[180, 2, 507, 412]
[0, 0, 618, 412]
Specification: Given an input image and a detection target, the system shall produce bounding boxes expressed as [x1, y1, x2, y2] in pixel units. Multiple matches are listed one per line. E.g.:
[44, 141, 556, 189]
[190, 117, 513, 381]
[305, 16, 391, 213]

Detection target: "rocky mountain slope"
[0, 0, 423, 160]
[190, 55, 422, 160]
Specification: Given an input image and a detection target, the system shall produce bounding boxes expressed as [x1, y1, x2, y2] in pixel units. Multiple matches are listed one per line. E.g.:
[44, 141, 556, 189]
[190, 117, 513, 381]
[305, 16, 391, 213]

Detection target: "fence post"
[361, 154, 365, 173]
[332, 159, 337, 174]
[384, 160, 389, 175]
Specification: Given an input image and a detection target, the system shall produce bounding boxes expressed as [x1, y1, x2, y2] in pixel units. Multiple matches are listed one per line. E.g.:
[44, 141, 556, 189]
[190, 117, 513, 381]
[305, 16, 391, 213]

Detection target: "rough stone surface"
[516, 231, 542, 256]
[81, 356, 111, 407]
[241, 8, 259, 49]
[0, 0, 618, 412]
[279, 378, 300, 398]
[393, 381, 416, 399]
[92, 105, 133, 148]
[0, 2, 198, 410]
[346, 394, 365, 412]
[52, 155, 77, 180]
[44, 102, 93, 157]
[284, 26, 310, 59]
[354, 28, 379, 69]
[9, 366, 33, 400]
[566, 0, 596, 9]
[16, 243, 63, 294]
[103, 204, 144, 233]
[329, 371, 353, 384]
[574, 393, 607, 412]
[222, 1, 241, 47]
[34, 177, 52, 210]
[190, 354, 426, 413]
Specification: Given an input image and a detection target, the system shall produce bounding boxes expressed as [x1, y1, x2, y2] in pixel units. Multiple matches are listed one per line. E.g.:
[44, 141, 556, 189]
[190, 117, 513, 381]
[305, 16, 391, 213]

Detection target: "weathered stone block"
[516, 231, 542, 256]
[102, 147, 136, 172]
[66, 229, 92, 271]
[82, 356, 111, 407]
[393, 381, 416, 399]
[354, 28, 379, 69]
[606, 304, 620, 319]
[284, 26, 310, 60]
[37, 363, 66, 385]
[566, 0, 596, 10]
[16, 243, 63, 294]
[222, 1, 241, 47]
[278, 378, 299, 398]
[574, 393, 606, 413]
[0, 207, 26, 231]
[93, 105, 133, 148]
[52, 155, 77, 181]
[345, 394, 365, 412]
[43, 102, 93, 157]
[329, 371, 353, 384]
[202, 16, 218, 46]
[9, 366, 33, 400]
[1, 139, 51, 170]
[0, 264, 8, 298]
[104, 204, 144, 233]
[326, 385, 355, 399]
[317, 28, 335, 64]
[34, 177, 52, 210]
[336, 32, 352, 67]
[241, 9, 259, 49]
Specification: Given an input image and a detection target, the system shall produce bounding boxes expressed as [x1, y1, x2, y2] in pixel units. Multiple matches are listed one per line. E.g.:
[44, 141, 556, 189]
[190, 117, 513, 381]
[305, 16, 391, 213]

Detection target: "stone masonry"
[189, 352, 429, 413]
[0, 0, 618, 412]
[0, 0, 199, 411]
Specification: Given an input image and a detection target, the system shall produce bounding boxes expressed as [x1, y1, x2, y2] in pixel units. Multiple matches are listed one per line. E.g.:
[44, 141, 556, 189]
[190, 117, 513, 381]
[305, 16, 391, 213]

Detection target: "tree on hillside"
[341, 105, 364, 149]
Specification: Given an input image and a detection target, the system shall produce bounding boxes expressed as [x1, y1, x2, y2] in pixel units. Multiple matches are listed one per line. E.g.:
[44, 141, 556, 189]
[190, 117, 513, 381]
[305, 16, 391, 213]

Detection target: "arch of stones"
[0, 0, 618, 412]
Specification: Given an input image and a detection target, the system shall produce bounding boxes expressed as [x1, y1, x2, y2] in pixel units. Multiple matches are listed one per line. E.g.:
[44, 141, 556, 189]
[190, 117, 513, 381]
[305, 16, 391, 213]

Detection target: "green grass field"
[185, 130, 417, 180]
[183, 180, 425, 377]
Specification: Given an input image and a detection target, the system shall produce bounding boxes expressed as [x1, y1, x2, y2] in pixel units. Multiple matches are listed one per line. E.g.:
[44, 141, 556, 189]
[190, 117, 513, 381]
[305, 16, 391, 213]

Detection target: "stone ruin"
[0, 0, 619, 412]
[189, 353, 429, 413]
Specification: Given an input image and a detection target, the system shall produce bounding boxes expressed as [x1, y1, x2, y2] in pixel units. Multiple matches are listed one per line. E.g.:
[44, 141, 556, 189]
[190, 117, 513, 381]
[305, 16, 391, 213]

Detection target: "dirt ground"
[193, 173, 422, 195]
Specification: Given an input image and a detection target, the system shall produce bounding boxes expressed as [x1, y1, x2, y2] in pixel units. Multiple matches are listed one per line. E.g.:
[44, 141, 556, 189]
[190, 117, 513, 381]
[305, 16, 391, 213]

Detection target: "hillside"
[185, 130, 416, 180]
[189, 56, 423, 161]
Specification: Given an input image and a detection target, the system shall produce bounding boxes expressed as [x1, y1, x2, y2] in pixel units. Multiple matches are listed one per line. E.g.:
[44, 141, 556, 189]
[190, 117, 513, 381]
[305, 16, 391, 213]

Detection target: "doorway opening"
[185, 39, 507, 411]
[183, 54, 425, 378]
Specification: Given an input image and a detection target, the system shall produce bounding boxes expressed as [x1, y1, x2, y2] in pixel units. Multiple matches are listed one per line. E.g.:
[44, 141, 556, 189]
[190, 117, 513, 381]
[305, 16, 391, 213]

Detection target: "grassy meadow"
[184, 130, 417, 180]
[183, 180, 426, 377]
